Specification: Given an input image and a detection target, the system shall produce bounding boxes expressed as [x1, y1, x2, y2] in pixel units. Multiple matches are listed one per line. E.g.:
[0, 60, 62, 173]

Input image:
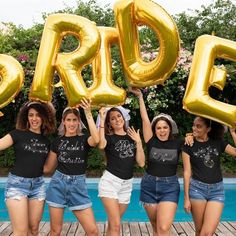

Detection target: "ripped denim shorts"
[5, 173, 45, 201]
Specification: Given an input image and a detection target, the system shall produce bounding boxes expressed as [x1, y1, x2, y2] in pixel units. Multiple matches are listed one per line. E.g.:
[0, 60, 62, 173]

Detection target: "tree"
[1, 0, 236, 173]
[175, 0, 236, 51]
[176, 0, 236, 105]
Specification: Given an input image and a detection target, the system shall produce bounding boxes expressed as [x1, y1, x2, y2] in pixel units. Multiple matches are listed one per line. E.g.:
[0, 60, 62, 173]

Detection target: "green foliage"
[175, 0, 236, 51]
[87, 148, 105, 175]
[174, 0, 236, 135]
[221, 153, 236, 174]
[0, 148, 15, 167]
[221, 132, 236, 173]
[1, 0, 236, 175]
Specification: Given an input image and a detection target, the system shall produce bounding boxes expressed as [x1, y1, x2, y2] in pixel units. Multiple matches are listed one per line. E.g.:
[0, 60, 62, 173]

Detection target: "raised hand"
[99, 107, 107, 121]
[229, 127, 235, 134]
[127, 126, 142, 144]
[80, 98, 91, 113]
[128, 87, 142, 98]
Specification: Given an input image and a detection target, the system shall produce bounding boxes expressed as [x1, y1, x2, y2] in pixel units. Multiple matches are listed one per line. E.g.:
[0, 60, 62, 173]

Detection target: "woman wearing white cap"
[130, 88, 183, 236]
[97, 106, 145, 236]
[44, 98, 99, 236]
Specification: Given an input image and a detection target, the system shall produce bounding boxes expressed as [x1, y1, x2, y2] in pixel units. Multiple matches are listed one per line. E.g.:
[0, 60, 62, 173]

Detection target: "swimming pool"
[0, 178, 236, 222]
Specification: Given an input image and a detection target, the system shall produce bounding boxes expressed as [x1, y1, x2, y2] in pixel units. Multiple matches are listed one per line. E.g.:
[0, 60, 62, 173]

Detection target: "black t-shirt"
[10, 129, 50, 178]
[146, 136, 183, 177]
[51, 134, 90, 175]
[182, 138, 228, 183]
[105, 134, 136, 180]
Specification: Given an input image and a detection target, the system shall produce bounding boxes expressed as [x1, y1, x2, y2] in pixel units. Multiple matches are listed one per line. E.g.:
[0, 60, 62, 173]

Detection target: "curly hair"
[104, 107, 126, 135]
[16, 101, 56, 135]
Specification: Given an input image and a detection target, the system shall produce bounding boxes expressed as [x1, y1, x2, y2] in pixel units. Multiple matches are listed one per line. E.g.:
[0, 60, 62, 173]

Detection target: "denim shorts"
[46, 170, 92, 211]
[5, 173, 45, 201]
[189, 178, 225, 203]
[98, 170, 133, 204]
[140, 173, 180, 205]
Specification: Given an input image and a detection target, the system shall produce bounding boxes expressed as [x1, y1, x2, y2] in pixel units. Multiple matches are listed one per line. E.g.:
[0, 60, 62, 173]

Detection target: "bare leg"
[156, 202, 178, 236]
[199, 201, 223, 236]
[73, 207, 98, 236]
[6, 197, 29, 236]
[118, 203, 128, 218]
[101, 197, 128, 236]
[190, 200, 207, 236]
[28, 199, 44, 236]
[49, 207, 64, 236]
[144, 204, 158, 236]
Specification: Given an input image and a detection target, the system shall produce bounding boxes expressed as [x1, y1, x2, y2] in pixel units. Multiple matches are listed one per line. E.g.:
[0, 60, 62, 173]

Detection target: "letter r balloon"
[29, 14, 101, 107]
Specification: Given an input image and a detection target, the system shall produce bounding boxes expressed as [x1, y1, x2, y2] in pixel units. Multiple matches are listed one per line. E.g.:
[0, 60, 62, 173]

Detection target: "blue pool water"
[0, 178, 236, 222]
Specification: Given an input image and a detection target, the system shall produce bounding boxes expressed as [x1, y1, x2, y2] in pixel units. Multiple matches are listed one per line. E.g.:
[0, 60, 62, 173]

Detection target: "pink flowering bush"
[18, 54, 29, 63]
[125, 47, 193, 118]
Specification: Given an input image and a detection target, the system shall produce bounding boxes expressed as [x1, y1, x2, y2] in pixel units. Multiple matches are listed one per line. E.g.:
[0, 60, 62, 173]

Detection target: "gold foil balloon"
[29, 14, 100, 107]
[114, 0, 180, 87]
[183, 35, 236, 127]
[0, 54, 24, 115]
[89, 27, 126, 107]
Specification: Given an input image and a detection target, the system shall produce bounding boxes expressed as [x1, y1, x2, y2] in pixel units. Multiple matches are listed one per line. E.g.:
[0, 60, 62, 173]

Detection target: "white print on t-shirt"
[150, 148, 177, 164]
[115, 140, 135, 159]
[58, 152, 84, 164]
[24, 138, 48, 154]
[57, 140, 85, 164]
[58, 140, 85, 151]
[193, 146, 219, 168]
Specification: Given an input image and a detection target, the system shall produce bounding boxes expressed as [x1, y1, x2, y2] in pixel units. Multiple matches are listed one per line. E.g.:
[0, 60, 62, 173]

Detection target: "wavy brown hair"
[16, 101, 56, 135]
[104, 107, 126, 135]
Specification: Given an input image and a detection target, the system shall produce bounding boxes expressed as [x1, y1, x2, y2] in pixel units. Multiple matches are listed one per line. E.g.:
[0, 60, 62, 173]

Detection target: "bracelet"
[99, 126, 104, 128]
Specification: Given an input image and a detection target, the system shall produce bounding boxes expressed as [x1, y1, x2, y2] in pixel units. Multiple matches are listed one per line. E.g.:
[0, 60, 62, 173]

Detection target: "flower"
[18, 54, 29, 63]
[126, 45, 193, 115]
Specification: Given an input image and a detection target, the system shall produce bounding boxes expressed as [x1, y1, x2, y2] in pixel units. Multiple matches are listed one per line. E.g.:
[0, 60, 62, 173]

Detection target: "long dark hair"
[104, 107, 126, 135]
[196, 116, 225, 139]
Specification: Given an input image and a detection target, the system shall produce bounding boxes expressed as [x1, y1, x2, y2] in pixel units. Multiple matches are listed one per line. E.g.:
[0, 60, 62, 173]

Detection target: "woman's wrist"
[135, 141, 142, 146]
[84, 110, 92, 118]
[184, 196, 190, 201]
[138, 94, 143, 99]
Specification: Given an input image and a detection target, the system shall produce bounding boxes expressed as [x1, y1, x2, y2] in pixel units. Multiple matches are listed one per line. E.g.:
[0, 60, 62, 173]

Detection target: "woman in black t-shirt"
[0, 101, 56, 236]
[98, 106, 145, 236]
[44, 98, 99, 236]
[130, 87, 182, 236]
[182, 116, 236, 236]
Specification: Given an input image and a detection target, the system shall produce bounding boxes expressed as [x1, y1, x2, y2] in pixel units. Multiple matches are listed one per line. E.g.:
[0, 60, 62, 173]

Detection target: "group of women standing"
[1, 88, 236, 236]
